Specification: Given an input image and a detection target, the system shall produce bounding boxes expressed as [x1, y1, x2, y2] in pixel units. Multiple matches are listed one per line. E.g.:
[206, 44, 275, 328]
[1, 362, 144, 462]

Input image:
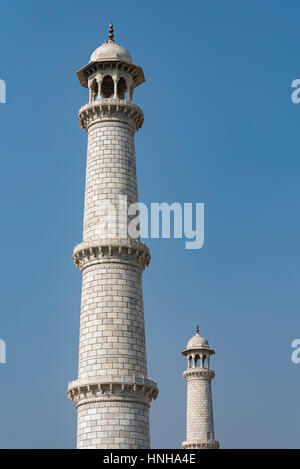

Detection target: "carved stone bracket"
[182, 440, 220, 449]
[78, 99, 144, 132]
[67, 375, 158, 405]
[73, 237, 151, 271]
[183, 368, 215, 380]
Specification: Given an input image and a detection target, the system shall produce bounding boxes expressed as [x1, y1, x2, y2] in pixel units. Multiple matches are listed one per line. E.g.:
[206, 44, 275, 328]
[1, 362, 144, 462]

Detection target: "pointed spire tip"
[108, 21, 114, 43]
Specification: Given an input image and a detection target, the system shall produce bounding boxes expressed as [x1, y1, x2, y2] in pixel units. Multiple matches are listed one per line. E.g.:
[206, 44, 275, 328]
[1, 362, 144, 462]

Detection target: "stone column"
[96, 76, 102, 100]
[113, 77, 118, 99]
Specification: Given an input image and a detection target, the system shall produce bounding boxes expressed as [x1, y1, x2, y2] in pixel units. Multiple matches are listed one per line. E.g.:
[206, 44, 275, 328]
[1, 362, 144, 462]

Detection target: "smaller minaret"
[182, 325, 219, 449]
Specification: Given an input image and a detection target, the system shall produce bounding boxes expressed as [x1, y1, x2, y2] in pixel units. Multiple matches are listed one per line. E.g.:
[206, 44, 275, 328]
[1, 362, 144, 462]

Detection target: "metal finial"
[108, 21, 114, 42]
[196, 324, 199, 334]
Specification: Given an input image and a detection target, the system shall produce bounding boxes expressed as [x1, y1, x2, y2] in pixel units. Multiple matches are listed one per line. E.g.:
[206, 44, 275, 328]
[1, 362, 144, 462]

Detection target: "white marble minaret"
[182, 326, 219, 449]
[67, 23, 158, 449]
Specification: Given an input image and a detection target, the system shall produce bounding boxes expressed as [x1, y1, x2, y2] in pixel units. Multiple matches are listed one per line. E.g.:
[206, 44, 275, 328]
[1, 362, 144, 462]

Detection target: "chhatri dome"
[90, 43, 132, 64]
[186, 325, 209, 350]
[77, 22, 144, 89]
[90, 22, 132, 64]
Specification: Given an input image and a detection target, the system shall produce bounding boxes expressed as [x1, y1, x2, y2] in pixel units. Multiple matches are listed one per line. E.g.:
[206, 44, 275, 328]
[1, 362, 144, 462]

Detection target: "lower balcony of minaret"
[72, 237, 150, 272]
[182, 440, 220, 449]
[67, 375, 158, 406]
[183, 368, 215, 380]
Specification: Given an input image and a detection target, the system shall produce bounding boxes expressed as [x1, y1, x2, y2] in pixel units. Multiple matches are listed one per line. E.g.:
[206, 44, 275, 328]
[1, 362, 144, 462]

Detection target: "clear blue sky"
[0, 0, 299, 449]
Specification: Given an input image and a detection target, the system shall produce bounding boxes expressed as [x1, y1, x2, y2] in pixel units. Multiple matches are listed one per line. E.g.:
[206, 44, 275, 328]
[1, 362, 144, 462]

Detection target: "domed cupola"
[77, 22, 145, 96]
[90, 42, 132, 64]
[182, 325, 215, 369]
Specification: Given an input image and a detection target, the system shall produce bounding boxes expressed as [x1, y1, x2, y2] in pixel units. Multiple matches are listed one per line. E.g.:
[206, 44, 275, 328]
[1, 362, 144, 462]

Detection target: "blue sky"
[0, 0, 299, 448]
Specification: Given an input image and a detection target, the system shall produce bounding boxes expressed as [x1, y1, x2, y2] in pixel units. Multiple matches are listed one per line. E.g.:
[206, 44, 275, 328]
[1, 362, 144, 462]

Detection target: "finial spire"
[108, 21, 114, 43]
[196, 324, 199, 334]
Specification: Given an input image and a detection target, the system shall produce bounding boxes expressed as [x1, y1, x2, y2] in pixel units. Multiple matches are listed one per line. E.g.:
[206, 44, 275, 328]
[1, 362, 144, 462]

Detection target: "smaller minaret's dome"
[187, 333, 209, 350]
[90, 42, 132, 64]
[186, 325, 209, 350]
[182, 325, 215, 357]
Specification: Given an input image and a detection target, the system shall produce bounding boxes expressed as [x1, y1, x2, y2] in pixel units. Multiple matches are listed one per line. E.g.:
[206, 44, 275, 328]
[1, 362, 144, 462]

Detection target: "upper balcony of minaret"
[182, 325, 216, 379]
[76, 23, 145, 131]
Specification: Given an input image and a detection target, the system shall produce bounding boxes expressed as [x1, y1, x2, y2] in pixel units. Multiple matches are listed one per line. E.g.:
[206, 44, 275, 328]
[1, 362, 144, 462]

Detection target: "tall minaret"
[182, 326, 219, 449]
[67, 23, 158, 449]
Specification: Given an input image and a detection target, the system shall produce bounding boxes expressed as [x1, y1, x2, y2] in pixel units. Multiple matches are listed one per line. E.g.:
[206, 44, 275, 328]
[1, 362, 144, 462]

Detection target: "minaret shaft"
[186, 377, 214, 441]
[77, 119, 148, 382]
[78, 257, 147, 382]
[82, 120, 138, 242]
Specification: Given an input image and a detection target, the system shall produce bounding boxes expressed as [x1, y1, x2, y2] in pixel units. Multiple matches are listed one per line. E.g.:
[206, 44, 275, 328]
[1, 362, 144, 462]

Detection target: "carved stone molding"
[76, 399, 150, 411]
[77, 59, 145, 89]
[76, 397, 151, 410]
[78, 99, 144, 132]
[73, 237, 151, 272]
[182, 440, 220, 449]
[183, 368, 215, 380]
[67, 375, 158, 406]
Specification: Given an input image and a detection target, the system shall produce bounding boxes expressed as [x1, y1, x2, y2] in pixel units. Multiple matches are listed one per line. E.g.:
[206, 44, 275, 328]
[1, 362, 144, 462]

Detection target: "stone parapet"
[182, 440, 220, 449]
[67, 375, 158, 406]
[183, 368, 215, 380]
[73, 237, 151, 271]
[78, 99, 144, 132]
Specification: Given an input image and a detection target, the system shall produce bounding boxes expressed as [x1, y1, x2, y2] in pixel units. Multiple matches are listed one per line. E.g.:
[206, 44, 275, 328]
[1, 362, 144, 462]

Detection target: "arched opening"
[203, 355, 206, 368]
[101, 75, 114, 98]
[90, 79, 98, 101]
[194, 354, 200, 368]
[117, 77, 127, 99]
[188, 356, 193, 368]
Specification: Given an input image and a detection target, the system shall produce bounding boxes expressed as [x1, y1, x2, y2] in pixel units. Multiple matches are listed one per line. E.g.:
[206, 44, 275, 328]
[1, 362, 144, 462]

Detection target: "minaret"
[67, 23, 158, 449]
[182, 326, 219, 449]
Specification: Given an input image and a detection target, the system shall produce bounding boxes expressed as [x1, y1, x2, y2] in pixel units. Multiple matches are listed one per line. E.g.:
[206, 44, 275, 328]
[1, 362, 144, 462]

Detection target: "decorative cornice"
[76, 400, 150, 410]
[67, 375, 158, 406]
[73, 237, 151, 272]
[182, 440, 219, 449]
[78, 99, 144, 132]
[183, 368, 215, 380]
[77, 60, 145, 89]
